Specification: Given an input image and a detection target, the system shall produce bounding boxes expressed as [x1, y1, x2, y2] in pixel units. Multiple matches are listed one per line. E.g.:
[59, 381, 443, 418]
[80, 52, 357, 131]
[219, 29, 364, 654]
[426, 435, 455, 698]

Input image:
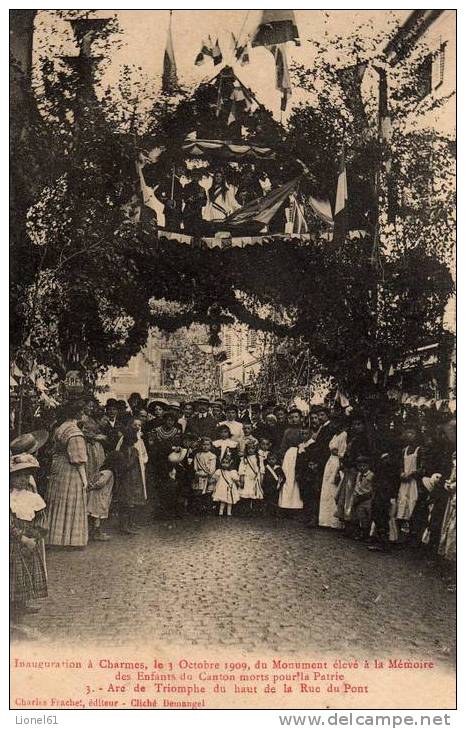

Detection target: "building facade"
[385, 9, 455, 136]
[97, 329, 186, 403]
[219, 324, 266, 395]
[384, 10, 456, 402]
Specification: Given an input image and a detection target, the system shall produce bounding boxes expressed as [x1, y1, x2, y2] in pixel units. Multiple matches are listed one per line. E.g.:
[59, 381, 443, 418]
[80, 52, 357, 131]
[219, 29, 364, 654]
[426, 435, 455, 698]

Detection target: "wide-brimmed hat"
[147, 399, 169, 414]
[194, 396, 210, 406]
[168, 449, 186, 464]
[10, 453, 40, 473]
[10, 429, 49, 456]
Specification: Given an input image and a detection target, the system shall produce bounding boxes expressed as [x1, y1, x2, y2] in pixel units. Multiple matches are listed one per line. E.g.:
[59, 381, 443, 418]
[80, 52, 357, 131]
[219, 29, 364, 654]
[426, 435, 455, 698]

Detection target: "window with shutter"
[432, 42, 447, 90]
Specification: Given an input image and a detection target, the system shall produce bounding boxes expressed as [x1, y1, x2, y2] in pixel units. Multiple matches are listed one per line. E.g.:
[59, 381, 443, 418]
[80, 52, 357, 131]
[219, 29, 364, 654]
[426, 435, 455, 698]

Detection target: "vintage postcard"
[9, 7, 456, 715]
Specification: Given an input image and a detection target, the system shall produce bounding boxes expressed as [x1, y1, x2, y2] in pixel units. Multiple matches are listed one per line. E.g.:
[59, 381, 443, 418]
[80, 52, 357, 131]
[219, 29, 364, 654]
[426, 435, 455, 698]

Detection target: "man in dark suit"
[296, 406, 335, 527]
[237, 393, 251, 424]
[189, 397, 217, 439]
[99, 398, 125, 452]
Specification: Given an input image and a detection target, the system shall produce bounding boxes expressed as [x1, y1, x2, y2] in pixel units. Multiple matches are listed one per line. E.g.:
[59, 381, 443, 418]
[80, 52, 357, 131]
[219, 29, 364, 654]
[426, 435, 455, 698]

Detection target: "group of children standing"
[159, 428, 285, 519]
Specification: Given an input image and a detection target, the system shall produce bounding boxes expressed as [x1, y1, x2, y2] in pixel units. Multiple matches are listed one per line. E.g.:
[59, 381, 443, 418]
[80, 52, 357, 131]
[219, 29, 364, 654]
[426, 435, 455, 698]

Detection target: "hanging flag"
[288, 194, 309, 234]
[235, 34, 251, 65]
[252, 10, 300, 47]
[227, 86, 244, 125]
[223, 176, 301, 228]
[136, 158, 161, 225]
[375, 65, 397, 225]
[336, 62, 368, 131]
[212, 38, 223, 66]
[334, 150, 348, 216]
[332, 147, 348, 243]
[195, 37, 213, 66]
[162, 11, 178, 94]
[308, 193, 333, 226]
[375, 66, 393, 143]
[268, 44, 292, 110]
[293, 198, 308, 234]
[240, 44, 250, 66]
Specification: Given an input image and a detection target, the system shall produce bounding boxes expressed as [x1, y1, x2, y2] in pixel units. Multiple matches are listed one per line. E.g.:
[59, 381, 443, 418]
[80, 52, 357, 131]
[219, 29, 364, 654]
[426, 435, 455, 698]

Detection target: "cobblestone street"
[12, 512, 455, 666]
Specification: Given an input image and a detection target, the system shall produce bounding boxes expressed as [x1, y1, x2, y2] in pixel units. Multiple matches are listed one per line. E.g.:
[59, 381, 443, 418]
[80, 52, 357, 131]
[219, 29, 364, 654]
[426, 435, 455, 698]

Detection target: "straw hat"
[10, 430, 49, 456]
[168, 448, 187, 464]
[10, 453, 40, 473]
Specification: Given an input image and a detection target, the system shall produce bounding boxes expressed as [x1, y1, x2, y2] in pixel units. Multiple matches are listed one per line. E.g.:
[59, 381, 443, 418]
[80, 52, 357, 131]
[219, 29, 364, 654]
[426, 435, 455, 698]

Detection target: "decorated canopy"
[181, 138, 276, 161]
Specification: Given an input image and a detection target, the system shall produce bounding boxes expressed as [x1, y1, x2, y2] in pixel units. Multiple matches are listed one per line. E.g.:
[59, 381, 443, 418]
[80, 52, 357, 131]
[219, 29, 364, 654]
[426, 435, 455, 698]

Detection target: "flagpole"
[236, 10, 250, 51]
[170, 165, 175, 201]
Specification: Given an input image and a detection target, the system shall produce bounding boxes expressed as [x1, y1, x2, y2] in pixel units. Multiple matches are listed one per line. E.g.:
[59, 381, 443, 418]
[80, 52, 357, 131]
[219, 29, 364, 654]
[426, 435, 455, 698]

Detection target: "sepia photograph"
[9, 6, 456, 713]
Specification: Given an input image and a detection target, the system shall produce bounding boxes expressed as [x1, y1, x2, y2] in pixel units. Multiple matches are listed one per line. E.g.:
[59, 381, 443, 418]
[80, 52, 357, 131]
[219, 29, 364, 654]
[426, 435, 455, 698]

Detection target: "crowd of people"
[10, 390, 456, 626]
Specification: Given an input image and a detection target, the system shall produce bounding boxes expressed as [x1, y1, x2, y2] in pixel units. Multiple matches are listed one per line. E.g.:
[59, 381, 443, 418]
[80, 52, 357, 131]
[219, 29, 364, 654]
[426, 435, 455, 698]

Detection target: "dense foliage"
[10, 11, 454, 400]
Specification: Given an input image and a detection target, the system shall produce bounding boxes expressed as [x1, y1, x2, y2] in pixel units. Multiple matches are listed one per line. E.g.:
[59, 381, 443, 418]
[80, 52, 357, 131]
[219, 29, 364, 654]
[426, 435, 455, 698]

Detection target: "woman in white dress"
[279, 445, 304, 511]
[319, 425, 347, 528]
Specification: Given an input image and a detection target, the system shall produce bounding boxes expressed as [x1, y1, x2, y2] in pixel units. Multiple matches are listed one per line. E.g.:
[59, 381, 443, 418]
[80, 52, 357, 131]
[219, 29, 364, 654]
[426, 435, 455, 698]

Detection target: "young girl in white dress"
[238, 441, 264, 510]
[212, 424, 239, 466]
[212, 452, 241, 516]
[193, 437, 217, 495]
[396, 425, 423, 535]
[319, 424, 347, 528]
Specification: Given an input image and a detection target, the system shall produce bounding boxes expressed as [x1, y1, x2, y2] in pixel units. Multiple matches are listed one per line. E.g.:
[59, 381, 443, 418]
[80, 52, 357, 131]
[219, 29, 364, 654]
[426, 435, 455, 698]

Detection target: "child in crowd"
[10, 454, 48, 619]
[213, 424, 238, 466]
[238, 440, 264, 512]
[261, 451, 285, 519]
[397, 425, 424, 537]
[177, 432, 196, 511]
[258, 436, 273, 471]
[86, 466, 114, 541]
[219, 405, 243, 443]
[238, 421, 259, 456]
[212, 452, 241, 516]
[351, 455, 375, 541]
[192, 437, 217, 513]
